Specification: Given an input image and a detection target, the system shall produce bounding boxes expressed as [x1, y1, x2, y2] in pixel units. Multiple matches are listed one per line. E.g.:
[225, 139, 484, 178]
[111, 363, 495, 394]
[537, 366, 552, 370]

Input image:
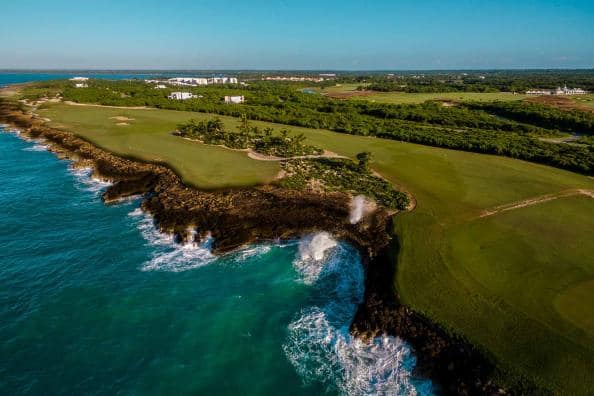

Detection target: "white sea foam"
[234, 245, 272, 261]
[128, 207, 216, 272]
[69, 166, 112, 194]
[349, 195, 366, 224]
[4, 127, 21, 135]
[294, 232, 338, 285]
[22, 143, 48, 152]
[284, 234, 434, 395]
[285, 309, 433, 396]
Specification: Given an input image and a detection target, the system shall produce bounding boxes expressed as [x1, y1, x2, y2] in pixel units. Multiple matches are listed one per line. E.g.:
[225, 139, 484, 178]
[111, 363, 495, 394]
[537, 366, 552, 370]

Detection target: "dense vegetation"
[176, 116, 322, 157]
[23, 78, 594, 174]
[467, 101, 594, 135]
[279, 156, 410, 210]
[340, 70, 594, 93]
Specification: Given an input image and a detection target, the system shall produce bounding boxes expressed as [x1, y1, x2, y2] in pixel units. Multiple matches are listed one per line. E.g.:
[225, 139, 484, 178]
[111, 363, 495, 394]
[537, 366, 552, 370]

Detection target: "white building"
[167, 77, 238, 86]
[155, 84, 167, 89]
[208, 77, 238, 84]
[74, 83, 88, 88]
[224, 95, 245, 104]
[555, 85, 588, 95]
[168, 92, 194, 100]
[526, 89, 552, 96]
[168, 77, 208, 86]
[526, 86, 588, 96]
[70, 77, 89, 81]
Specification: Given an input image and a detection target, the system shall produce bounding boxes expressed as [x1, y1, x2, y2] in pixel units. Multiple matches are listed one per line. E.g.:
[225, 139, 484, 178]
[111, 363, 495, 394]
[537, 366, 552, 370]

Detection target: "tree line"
[31, 78, 594, 175]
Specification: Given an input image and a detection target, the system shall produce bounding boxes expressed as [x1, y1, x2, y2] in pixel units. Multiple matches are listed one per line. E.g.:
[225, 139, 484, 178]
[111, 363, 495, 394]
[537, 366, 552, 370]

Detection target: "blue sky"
[1, 0, 593, 69]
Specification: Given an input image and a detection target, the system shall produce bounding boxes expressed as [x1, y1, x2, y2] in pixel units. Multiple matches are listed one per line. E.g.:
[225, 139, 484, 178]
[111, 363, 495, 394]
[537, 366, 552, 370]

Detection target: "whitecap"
[284, 235, 434, 395]
[293, 232, 338, 285]
[234, 245, 272, 261]
[69, 166, 112, 194]
[128, 207, 216, 272]
[22, 143, 48, 152]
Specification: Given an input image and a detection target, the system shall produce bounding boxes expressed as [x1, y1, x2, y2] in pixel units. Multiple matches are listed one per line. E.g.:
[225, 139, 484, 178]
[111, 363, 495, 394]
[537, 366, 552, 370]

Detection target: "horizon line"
[1, 67, 594, 73]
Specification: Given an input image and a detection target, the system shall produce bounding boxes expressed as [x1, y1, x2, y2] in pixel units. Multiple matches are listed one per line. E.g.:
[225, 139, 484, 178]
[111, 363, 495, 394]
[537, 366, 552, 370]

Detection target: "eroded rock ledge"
[1, 99, 520, 395]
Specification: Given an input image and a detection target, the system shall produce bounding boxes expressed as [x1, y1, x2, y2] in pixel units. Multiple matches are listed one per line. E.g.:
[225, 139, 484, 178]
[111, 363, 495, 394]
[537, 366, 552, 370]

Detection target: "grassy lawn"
[40, 102, 594, 393]
[571, 94, 594, 109]
[40, 104, 280, 189]
[308, 84, 527, 104]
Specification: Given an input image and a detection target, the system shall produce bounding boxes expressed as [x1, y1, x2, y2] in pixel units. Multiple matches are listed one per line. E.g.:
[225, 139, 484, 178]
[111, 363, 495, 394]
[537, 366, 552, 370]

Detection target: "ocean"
[0, 73, 434, 395]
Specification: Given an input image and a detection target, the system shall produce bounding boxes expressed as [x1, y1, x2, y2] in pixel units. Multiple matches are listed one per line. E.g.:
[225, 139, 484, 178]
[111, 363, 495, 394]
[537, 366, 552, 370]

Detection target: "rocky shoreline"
[1, 98, 514, 395]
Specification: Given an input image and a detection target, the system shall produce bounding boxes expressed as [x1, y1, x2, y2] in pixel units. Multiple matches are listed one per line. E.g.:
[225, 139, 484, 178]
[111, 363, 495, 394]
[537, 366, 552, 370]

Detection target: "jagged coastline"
[0, 98, 514, 395]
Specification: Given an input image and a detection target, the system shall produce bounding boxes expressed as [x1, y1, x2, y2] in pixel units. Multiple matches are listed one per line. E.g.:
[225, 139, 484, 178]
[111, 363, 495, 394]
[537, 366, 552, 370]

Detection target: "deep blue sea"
[0, 73, 433, 395]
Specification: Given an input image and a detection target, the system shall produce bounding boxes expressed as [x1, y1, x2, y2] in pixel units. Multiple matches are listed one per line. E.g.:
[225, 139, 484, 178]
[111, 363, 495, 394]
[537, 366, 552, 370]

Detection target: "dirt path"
[246, 149, 347, 161]
[478, 189, 594, 218]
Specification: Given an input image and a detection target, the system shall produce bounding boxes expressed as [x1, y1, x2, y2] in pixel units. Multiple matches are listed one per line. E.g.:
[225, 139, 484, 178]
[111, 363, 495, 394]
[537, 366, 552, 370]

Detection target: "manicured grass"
[40, 102, 594, 393]
[308, 84, 527, 103]
[571, 94, 594, 109]
[40, 104, 280, 189]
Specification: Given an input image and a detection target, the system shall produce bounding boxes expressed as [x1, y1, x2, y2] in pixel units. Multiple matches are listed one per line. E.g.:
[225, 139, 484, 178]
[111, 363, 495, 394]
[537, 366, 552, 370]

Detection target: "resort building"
[262, 76, 327, 82]
[555, 86, 588, 95]
[69, 77, 89, 81]
[154, 84, 167, 89]
[526, 86, 588, 95]
[167, 77, 238, 86]
[168, 92, 194, 100]
[168, 77, 208, 86]
[526, 89, 553, 95]
[224, 95, 245, 104]
[74, 83, 88, 88]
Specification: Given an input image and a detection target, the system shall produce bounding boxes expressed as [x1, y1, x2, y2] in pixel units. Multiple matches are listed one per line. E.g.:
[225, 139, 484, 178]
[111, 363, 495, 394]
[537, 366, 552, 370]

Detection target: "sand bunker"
[110, 116, 135, 122]
[116, 122, 130, 126]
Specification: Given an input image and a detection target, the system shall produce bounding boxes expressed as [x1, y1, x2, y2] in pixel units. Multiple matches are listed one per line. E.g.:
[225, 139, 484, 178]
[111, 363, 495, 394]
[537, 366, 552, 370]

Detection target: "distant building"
[154, 84, 167, 89]
[526, 86, 588, 96]
[224, 95, 245, 104]
[74, 83, 88, 88]
[262, 76, 327, 82]
[168, 92, 194, 100]
[70, 77, 89, 81]
[167, 77, 238, 86]
[555, 85, 588, 95]
[168, 77, 208, 86]
[526, 89, 552, 96]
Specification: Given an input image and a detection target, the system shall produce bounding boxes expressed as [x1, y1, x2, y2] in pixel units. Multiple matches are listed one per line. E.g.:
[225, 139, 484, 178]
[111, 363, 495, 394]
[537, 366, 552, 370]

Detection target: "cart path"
[478, 189, 594, 218]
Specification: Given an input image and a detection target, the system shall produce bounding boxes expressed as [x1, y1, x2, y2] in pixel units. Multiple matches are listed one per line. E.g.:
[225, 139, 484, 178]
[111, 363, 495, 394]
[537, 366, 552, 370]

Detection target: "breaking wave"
[349, 195, 366, 224]
[128, 207, 216, 272]
[234, 245, 272, 261]
[294, 232, 339, 285]
[69, 166, 112, 195]
[284, 233, 434, 395]
[22, 143, 48, 152]
[2, 126, 21, 135]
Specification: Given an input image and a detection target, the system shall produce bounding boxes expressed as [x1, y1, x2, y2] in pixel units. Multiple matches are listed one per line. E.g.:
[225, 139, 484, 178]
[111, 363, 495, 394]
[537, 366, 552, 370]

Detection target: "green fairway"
[39, 102, 594, 393]
[309, 84, 527, 103]
[40, 104, 280, 189]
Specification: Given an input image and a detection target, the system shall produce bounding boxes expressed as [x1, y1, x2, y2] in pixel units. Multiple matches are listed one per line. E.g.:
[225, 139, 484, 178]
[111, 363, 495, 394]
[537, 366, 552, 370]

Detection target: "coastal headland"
[0, 97, 512, 395]
[4, 73, 594, 395]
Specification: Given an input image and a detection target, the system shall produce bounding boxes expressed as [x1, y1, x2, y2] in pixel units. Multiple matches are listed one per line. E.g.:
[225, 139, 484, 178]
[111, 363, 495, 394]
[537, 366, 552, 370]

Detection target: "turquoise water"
[0, 74, 434, 395]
